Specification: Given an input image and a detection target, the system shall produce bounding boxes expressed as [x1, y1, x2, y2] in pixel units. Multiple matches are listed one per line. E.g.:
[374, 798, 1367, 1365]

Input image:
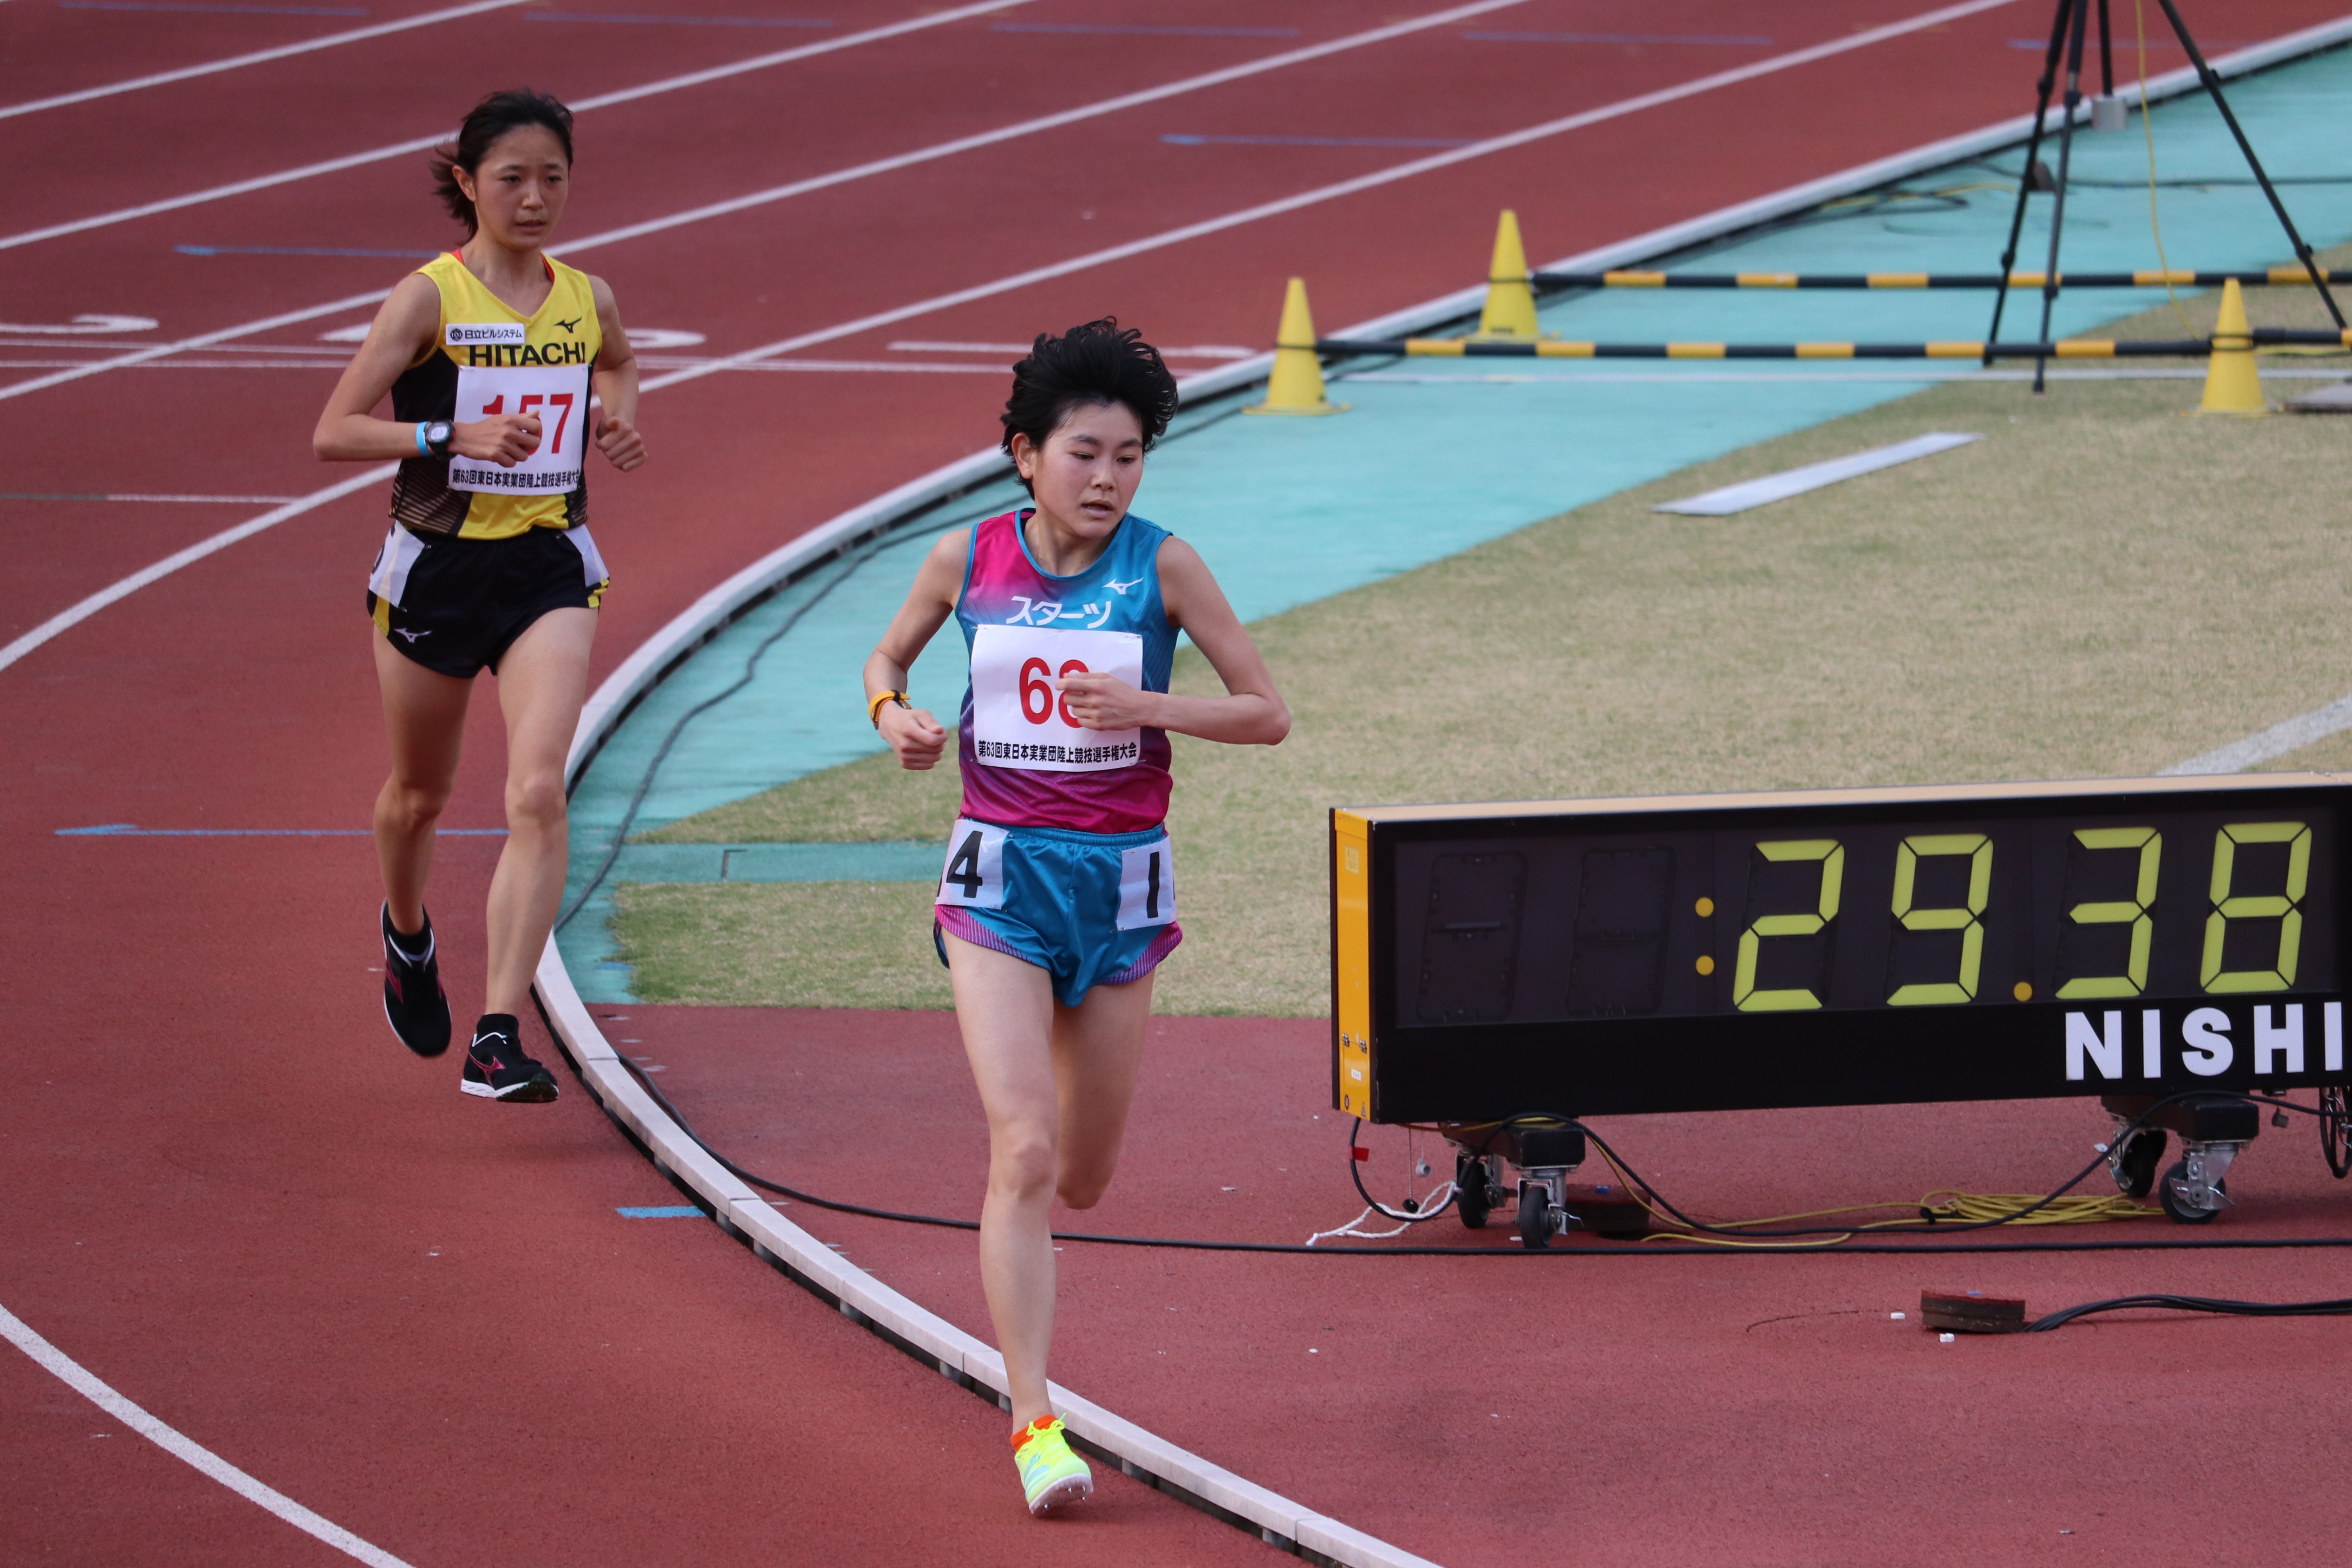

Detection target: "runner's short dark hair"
[1000, 319, 1180, 490]
[429, 89, 576, 236]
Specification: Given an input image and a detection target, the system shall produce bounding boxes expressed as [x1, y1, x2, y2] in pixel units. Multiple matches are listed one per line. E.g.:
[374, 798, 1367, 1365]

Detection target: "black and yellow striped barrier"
[1531, 266, 2347, 291]
[1312, 328, 2352, 361]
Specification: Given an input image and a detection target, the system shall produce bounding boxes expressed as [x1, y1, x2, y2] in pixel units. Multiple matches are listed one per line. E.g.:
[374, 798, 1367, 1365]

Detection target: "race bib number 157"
[447, 361, 590, 496]
[969, 624, 1144, 773]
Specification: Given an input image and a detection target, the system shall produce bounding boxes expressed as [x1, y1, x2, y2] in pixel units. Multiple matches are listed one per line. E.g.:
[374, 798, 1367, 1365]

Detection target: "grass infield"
[614, 276, 2352, 1015]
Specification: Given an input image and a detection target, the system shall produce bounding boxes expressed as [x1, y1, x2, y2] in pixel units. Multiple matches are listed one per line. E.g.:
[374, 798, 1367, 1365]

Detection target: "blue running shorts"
[933, 817, 1181, 1007]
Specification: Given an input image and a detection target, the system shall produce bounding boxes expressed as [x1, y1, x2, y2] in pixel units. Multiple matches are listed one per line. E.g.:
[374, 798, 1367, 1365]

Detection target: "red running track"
[4, 1, 2348, 1562]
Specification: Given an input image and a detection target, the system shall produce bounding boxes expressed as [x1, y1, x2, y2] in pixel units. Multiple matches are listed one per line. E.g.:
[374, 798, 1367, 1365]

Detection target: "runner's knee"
[991, 1129, 1057, 1201]
[505, 770, 567, 832]
[382, 778, 451, 831]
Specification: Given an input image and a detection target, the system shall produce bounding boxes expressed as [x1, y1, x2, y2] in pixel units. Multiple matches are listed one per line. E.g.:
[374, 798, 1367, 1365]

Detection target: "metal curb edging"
[538, 23, 2352, 1564]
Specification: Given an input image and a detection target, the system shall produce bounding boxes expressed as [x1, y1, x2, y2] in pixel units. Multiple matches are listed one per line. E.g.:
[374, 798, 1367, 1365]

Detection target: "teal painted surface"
[606, 840, 942, 883]
[563, 47, 2352, 1001]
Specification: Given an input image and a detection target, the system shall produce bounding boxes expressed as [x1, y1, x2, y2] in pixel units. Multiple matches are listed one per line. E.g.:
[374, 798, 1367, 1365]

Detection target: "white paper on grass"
[1652, 431, 1983, 516]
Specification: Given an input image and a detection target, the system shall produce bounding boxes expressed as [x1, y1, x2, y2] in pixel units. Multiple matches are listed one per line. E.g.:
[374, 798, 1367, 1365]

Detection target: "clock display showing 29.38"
[1328, 776, 2351, 1122]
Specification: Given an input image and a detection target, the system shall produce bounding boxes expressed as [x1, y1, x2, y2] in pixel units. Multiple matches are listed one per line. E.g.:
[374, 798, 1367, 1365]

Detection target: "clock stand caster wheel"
[1517, 1184, 1554, 1250]
[2112, 1129, 2167, 1200]
[2157, 1159, 2225, 1224]
[2322, 1087, 2351, 1180]
[1456, 1157, 1491, 1230]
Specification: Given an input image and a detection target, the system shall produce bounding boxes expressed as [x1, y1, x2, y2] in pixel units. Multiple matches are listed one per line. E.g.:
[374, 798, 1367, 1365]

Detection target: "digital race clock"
[1329, 775, 2351, 1123]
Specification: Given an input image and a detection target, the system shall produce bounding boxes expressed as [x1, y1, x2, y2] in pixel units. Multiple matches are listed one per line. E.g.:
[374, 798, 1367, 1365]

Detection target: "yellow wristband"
[867, 689, 910, 727]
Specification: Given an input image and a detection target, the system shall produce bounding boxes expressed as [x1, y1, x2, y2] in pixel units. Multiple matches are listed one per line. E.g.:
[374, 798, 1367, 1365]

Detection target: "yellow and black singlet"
[387, 250, 601, 540]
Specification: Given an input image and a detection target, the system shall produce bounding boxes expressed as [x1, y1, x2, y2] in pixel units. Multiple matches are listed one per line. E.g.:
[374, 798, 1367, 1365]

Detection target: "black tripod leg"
[2154, 0, 2344, 327]
[1988, 0, 2076, 365]
[2033, 0, 2092, 393]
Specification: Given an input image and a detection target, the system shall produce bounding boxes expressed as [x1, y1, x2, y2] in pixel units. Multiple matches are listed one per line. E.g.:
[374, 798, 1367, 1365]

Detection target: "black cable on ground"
[1573, 1091, 2337, 1242]
[2027, 1292, 2352, 1331]
[1966, 155, 2352, 190]
[597, 1054, 2352, 1257]
[554, 527, 916, 933]
[1346, 1116, 1456, 1223]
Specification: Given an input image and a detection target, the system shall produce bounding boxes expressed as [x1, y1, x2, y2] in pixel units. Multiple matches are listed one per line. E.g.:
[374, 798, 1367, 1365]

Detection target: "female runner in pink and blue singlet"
[865, 319, 1289, 1516]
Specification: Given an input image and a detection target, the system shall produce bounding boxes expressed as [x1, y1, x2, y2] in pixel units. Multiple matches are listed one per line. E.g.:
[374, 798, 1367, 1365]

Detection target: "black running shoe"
[460, 1015, 558, 1103]
[381, 903, 452, 1057]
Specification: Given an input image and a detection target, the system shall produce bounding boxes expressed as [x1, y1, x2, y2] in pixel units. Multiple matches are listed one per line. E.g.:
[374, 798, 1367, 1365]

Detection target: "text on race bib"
[1116, 837, 1177, 930]
[938, 819, 1008, 909]
[448, 363, 591, 496]
[969, 624, 1144, 773]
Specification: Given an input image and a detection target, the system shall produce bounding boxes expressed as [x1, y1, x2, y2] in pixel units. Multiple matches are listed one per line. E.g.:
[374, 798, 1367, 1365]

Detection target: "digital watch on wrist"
[423, 420, 455, 459]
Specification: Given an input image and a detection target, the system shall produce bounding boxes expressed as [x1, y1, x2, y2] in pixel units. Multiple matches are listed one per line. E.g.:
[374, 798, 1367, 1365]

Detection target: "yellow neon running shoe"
[1011, 1415, 1093, 1515]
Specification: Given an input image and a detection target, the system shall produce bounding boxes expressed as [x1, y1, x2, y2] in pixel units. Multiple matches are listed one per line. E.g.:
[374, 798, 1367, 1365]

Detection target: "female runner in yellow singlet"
[313, 89, 645, 1102]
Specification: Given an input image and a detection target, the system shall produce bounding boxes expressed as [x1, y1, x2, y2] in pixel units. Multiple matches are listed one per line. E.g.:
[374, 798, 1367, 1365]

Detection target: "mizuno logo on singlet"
[1106, 577, 1145, 595]
[555, 317, 580, 334]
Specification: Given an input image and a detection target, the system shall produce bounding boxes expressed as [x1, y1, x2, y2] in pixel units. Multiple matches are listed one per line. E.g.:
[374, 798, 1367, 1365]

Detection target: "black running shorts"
[365, 523, 609, 678]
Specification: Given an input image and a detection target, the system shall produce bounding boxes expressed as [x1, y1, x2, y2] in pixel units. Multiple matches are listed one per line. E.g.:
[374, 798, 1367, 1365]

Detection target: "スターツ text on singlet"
[969, 624, 1144, 773]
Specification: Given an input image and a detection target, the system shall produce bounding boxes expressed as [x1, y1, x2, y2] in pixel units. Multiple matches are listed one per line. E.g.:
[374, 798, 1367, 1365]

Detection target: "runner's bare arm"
[1058, 537, 1288, 746]
[310, 274, 542, 466]
[864, 529, 971, 770]
[588, 274, 644, 472]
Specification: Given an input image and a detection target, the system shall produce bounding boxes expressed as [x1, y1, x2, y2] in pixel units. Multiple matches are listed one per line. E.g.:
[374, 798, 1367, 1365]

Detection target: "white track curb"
[533, 946, 1441, 1567]
[539, 22, 2352, 1563]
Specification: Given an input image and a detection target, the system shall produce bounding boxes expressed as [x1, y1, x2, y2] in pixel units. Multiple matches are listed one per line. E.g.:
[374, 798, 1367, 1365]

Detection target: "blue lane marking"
[992, 21, 1298, 36]
[616, 1205, 702, 1219]
[1463, 30, 1773, 45]
[177, 244, 439, 257]
[55, 825, 507, 836]
[1164, 133, 1472, 149]
[61, 1, 367, 12]
[528, 11, 830, 24]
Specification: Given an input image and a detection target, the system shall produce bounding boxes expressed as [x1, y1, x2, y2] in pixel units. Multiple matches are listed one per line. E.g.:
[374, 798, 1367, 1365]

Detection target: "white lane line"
[0, 0, 1041, 254]
[0, 1301, 417, 1568]
[0, 0, 2002, 407]
[888, 339, 1255, 357]
[0, 314, 161, 334]
[0, 289, 396, 402]
[492, 0, 1533, 253]
[0, 0, 536, 123]
[2163, 695, 2352, 775]
[1652, 432, 1982, 515]
[0, 0, 2024, 672]
[0, 0, 1534, 402]
[0, 466, 390, 674]
[621, 0, 2027, 399]
[2, 491, 305, 501]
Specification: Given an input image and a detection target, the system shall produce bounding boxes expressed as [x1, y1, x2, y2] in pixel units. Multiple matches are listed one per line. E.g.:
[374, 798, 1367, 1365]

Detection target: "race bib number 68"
[969, 624, 1144, 773]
